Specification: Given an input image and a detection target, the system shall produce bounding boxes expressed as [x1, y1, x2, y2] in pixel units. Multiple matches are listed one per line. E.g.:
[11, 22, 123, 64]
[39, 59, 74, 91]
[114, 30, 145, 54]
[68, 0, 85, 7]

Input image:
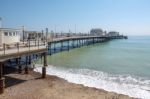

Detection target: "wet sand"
[0, 71, 135, 99]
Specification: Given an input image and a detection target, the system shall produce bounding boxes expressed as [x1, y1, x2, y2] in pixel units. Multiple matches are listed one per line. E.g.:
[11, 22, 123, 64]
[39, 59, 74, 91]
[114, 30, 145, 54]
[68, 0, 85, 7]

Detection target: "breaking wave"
[35, 65, 150, 99]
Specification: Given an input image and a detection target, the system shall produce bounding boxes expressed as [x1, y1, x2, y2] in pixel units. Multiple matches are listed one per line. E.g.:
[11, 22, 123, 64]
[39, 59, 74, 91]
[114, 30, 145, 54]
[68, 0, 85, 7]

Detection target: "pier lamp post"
[28, 37, 31, 51]
[22, 26, 25, 43]
[46, 28, 48, 43]
[42, 30, 44, 43]
[54, 25, 57, 39]
[61, 31, 63, 38]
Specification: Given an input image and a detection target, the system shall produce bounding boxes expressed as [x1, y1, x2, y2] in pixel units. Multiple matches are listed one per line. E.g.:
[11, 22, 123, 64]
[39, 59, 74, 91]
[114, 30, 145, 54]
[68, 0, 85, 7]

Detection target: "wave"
[34, 65, 150, 99]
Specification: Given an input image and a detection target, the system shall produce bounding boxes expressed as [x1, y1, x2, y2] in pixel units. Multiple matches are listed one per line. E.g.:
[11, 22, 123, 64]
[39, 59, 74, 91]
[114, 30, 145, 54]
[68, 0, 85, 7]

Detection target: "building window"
[13, 32, 16, 36]
[4, 32, 8, 36]
[9, 32, 12, 36]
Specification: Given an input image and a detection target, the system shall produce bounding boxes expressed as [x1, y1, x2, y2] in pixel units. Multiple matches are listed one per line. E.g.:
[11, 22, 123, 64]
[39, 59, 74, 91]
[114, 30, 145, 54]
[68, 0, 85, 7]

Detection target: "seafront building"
[90, 28, 104, 36]
[0, 28, 20, 46]
[107, 31, 119, 36]
[23, 31, 44, 40]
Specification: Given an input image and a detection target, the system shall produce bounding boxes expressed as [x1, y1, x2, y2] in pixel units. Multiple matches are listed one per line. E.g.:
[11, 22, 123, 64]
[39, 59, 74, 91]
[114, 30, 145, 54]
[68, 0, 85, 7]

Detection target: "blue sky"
[0, 0, 150, 35]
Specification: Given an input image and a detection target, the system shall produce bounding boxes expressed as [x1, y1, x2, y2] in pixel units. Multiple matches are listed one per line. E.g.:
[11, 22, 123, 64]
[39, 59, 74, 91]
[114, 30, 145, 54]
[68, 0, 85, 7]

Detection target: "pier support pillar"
[93, 38, 94, 44]
[17, 57, 22, 74]
[18, 66, 22, 73]
[67, 40, 69, 51]
[54, 42, 56, 53]
[25, 56, 29, 74]
[42, 52, 47, 78]
[82, 39, 84, 46]
[77, 39, 79, 47]
[61, 42, 63, 51]
[79, 40, 81, 47]
[0, 62, 5, 94]
[96, 38, 97, 43]
[86, 39, 89, 46]
[72, 40, 75, 48]
[49, 42, 52, 55]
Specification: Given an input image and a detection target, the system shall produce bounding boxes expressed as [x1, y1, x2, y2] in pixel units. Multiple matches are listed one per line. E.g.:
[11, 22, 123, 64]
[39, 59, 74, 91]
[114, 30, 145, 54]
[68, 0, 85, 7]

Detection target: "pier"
[0, 34, 127, 94]
[47, 35, 127, 55]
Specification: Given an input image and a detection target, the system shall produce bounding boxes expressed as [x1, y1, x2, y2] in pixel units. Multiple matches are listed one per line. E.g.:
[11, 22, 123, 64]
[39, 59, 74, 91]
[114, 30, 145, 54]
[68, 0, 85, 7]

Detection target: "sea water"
[35, 36, 150, 99]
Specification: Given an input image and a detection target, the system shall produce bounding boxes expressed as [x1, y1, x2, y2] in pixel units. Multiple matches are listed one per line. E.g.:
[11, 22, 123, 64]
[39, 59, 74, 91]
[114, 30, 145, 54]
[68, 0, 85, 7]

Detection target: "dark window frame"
[9, 32, 12, 36]
[4, 32, 8, 36]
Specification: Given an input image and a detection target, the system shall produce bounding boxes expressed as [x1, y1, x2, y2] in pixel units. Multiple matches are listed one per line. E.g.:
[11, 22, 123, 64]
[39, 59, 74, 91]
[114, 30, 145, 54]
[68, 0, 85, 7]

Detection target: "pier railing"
[0, 40, 47, 55]
[0, 34, 127, 56]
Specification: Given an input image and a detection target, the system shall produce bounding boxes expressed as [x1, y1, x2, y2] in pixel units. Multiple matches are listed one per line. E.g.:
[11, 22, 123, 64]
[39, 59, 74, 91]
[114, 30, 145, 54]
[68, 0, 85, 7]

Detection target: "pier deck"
[0, 46, 46, 61]
[0, 35, 126, 60]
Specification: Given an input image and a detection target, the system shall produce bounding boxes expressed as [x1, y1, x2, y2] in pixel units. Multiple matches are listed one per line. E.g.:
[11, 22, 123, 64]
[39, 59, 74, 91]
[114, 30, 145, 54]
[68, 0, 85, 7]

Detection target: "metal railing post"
[3, 43, 5, 55]
[38, 39, 39, 49]
[17, 42, 19, 53]
[35, 39, 36, 46]
[29, 39, 30, 51]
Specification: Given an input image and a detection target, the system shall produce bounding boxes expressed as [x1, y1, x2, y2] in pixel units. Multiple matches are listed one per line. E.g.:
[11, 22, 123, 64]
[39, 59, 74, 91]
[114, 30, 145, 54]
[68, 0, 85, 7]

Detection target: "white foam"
[34, 65, 150, 99]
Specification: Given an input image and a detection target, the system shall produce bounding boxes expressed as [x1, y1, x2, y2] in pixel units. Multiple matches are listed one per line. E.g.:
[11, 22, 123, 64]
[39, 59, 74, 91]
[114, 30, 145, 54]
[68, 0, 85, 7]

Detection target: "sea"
[35, 36, 150, 99]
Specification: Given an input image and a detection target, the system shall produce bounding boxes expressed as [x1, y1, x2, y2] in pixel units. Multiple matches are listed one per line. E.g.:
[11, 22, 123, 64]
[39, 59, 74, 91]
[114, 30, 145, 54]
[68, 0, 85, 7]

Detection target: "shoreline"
[0, 71, 134, 99]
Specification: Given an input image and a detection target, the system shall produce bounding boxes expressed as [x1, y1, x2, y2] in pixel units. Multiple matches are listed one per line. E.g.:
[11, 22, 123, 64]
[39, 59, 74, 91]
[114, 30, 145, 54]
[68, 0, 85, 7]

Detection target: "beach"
[37, 36, 150, 99]
[0, 71, 133, 99]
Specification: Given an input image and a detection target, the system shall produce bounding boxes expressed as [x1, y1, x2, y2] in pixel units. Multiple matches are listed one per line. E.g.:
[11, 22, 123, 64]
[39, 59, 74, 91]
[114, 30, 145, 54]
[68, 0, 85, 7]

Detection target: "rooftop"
[0, 28, 20, 31]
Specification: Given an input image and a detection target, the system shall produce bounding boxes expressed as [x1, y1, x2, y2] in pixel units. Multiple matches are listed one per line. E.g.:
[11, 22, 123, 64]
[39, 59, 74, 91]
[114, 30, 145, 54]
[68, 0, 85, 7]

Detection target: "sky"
[0, 0, 150, 35]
